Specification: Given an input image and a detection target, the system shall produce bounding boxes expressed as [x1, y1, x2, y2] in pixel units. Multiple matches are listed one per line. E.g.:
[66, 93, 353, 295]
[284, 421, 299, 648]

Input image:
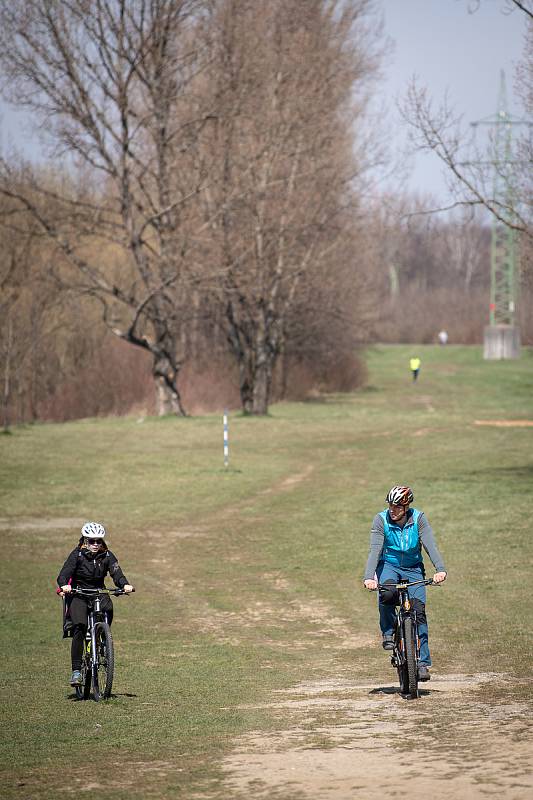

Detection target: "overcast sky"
[377, 0, 528, 202]
[0, 0, 528, 205]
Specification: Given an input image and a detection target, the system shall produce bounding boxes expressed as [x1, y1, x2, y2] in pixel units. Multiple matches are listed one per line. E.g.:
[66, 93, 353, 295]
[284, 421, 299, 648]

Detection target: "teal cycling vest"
[379, 508, 422, 568]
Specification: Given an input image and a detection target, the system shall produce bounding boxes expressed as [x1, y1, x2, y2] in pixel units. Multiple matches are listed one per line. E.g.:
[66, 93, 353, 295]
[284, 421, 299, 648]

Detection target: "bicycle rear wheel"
[403, 617, 418, 699]
[92, 622, 114, 701]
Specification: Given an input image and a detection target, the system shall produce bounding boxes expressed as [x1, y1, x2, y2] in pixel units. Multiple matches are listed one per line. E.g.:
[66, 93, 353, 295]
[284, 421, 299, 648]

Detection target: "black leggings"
[69, 595, 113, 670]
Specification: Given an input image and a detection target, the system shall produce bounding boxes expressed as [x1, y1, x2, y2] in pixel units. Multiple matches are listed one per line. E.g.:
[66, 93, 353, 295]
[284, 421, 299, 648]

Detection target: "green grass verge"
[1, 344, 532, 798]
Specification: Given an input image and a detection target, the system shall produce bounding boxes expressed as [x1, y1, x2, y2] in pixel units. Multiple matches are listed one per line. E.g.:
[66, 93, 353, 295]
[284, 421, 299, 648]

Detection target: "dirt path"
[219, 673, 533, 799]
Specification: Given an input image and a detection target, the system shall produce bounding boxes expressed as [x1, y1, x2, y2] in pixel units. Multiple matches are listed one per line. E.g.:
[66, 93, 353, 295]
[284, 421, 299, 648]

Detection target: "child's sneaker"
[70, 670, 82, 686]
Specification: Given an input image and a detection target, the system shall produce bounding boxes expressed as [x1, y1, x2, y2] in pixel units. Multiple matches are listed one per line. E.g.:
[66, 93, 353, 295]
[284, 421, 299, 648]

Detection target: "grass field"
[1, 344, 532, 799]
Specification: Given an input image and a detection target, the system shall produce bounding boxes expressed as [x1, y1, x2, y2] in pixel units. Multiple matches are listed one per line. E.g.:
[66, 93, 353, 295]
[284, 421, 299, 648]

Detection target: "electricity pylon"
[471, 71, 528, 359]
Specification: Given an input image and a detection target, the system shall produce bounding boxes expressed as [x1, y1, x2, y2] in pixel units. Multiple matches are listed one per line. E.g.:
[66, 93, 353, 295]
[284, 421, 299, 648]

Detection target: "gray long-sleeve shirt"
[363, 510, 446, 580]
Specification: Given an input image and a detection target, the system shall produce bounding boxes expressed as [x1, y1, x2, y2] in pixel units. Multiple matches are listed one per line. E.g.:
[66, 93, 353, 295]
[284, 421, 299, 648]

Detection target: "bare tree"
[197, 0, 381, 414]
[0, 0, 214, 416]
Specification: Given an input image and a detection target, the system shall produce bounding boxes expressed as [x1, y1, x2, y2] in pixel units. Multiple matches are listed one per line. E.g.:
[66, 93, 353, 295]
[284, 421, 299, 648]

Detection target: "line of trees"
[6, 177, 531, 426]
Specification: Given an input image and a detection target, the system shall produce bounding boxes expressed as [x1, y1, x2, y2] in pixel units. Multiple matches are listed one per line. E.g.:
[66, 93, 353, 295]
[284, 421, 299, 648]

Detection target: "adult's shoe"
[418, 664, 431, 682]
[382, 634, 394, 651]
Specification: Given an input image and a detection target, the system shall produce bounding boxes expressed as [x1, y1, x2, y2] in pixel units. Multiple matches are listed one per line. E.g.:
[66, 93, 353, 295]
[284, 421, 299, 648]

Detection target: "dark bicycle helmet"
[386, 486, 413, 506]
[379, 579, 399, 606]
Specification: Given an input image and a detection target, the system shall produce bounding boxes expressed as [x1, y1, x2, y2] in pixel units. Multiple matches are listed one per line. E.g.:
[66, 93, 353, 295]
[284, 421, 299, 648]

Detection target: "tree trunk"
[252, 356, 272, 415]
[156, 378, 183, 416]
[238, 357, 254, 415]
[153, 354, 186, 417]
[230, 317, 276, 415]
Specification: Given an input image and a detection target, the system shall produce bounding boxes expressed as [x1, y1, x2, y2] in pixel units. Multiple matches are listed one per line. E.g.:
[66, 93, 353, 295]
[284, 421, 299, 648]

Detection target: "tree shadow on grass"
[448, 463, 533, 483]
[473, 464, 533, 479]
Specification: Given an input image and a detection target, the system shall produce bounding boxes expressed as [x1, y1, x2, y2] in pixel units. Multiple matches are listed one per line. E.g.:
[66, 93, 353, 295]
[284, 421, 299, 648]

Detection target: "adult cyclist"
[57, 522, 134, 687]
[363, 486, 447, 681]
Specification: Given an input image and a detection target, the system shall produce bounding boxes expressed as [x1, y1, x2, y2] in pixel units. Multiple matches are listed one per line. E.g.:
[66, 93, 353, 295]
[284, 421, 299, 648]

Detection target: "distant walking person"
[410, 356, 421, 382]
[438, 330, 448, 346]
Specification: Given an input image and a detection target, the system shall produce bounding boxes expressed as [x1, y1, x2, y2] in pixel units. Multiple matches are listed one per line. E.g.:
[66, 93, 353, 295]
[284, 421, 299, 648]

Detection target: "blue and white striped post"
[223, 410, 229, 469]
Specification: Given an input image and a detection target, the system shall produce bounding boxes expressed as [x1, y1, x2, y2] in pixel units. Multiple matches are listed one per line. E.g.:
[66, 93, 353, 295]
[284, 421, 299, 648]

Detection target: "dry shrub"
[35, 334, 368, 421]
[273, 351, 367, 402]
[37, 337, 153, 421]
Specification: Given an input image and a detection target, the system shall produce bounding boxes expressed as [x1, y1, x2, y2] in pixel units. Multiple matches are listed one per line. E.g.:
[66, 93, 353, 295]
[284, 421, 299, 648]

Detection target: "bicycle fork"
[89, 612, 98, 667]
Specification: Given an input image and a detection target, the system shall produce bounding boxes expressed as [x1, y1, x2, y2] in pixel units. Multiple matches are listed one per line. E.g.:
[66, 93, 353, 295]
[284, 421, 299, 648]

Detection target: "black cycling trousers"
[69, 595, 113, 671]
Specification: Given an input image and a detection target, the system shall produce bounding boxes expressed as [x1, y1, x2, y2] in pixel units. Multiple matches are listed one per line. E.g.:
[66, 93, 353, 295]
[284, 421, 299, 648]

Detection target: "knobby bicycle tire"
[403, 616, 418, 699]
[92, 622, 114, 701]
[394, 626, 408, 695]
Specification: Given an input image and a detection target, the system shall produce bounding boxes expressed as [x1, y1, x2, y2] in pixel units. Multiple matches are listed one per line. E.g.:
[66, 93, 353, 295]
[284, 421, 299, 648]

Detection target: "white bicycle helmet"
[81, 522, 106, 539]
[386, 486, 414, 506]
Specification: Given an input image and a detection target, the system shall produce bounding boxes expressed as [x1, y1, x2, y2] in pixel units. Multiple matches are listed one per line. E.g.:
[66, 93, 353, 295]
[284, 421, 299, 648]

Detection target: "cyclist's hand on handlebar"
[364, 579, 378, 591]
[433, 571, 447, 584]
[61, 584, 72, 595]
[123, 584, 134, 593]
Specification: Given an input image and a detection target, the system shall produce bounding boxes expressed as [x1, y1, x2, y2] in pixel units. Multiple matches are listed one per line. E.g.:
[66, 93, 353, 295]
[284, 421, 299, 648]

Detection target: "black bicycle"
[377, 578, 435, 700]
[69, 587, 132, 701]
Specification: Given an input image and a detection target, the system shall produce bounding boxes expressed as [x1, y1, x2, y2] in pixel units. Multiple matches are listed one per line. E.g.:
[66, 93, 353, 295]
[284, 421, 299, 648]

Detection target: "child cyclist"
[363, 486, 447, 681]
[57, 522, 134, 686]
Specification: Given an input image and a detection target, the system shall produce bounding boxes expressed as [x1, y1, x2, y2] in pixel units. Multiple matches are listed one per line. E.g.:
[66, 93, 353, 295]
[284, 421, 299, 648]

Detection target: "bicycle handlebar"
[75, 586, 134, 595]
[374, 579, 436, 590]
[57, 586, 135, 596]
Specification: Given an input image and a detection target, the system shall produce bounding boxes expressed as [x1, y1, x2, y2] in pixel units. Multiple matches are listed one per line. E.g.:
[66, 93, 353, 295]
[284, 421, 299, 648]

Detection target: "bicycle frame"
[85, 593, 109, 677]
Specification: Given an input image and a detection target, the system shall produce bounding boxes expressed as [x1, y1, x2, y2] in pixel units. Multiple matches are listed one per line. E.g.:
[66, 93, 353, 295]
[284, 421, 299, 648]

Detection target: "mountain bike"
[377, 578, 435, 700]
[69, 587, 132, 701]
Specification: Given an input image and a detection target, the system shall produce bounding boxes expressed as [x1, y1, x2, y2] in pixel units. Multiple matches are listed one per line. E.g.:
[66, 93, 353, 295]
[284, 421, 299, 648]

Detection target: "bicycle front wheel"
[394, 627, 407, 695]
[92, 622, 114, 701]
[403, 617, 418, 699]
[75, 650, 92, 700]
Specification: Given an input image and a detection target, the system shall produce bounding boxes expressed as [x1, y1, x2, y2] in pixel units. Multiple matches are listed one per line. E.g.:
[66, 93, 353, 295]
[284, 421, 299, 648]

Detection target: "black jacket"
[57, 547, 129, 590]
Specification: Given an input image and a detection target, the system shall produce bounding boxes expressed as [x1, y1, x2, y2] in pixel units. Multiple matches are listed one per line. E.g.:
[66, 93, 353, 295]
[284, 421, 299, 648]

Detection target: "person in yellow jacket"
[410, 357, 421, 382]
